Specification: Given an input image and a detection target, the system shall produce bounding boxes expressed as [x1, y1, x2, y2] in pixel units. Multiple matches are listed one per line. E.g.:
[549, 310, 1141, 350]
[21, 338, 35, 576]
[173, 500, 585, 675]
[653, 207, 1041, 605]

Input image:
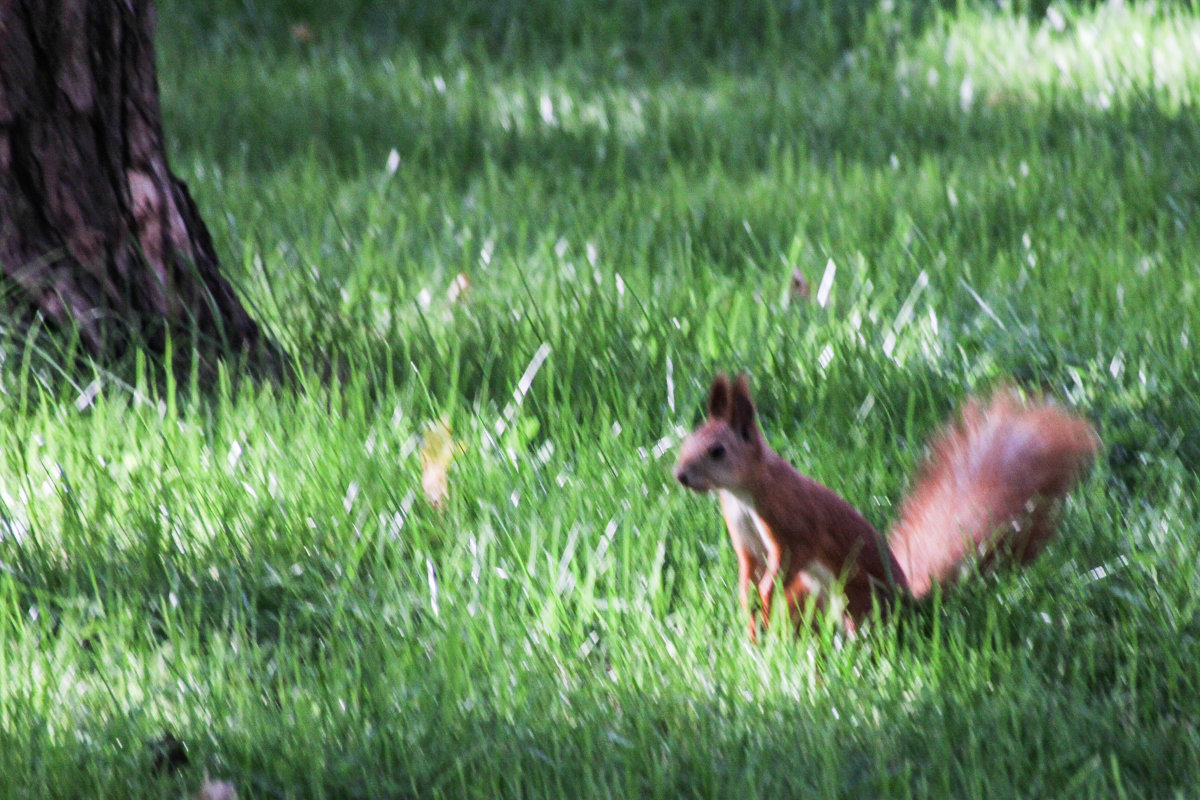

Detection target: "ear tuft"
[707, 373, 732, 420]
[729, 374, 758, 442]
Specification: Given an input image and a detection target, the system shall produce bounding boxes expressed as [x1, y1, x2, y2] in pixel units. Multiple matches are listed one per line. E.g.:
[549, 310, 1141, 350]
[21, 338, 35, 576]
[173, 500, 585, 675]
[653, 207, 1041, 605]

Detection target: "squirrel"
[674, 374, 1098, 639]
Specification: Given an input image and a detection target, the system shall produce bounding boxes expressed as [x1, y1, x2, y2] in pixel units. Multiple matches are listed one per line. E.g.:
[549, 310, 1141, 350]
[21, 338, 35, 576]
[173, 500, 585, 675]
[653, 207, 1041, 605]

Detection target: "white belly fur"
[718, 489, 771, 563]
[798, 560, 838, 596]
[717, 490, 846, 618]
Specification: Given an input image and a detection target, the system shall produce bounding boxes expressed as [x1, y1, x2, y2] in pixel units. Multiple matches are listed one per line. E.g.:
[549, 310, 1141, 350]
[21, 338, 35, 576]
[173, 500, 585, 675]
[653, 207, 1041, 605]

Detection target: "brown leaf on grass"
[789, 268, 810, 300]
[196, 772, 237, 800]
[289, 22, 314, 43]
[420, 419, 457, 508]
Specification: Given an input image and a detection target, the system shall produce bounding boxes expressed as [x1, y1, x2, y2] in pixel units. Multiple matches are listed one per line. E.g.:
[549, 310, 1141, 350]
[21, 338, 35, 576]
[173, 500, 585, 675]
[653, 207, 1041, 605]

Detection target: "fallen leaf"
[420, 419, 457, 508]
[289, 22, 314, 43]
[789, 268, 810, 300]
[447, 272, 470, 303]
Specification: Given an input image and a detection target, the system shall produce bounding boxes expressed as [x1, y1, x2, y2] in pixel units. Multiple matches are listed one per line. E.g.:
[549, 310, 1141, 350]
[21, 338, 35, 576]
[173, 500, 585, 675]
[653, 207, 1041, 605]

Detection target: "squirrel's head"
[674, 373, 764, 493]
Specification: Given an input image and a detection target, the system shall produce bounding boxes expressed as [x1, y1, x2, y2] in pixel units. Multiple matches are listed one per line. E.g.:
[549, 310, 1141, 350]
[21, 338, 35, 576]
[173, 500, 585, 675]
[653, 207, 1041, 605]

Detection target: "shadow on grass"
[156, 0, 1200, 502]
[159, 0, 907, 74]
[156, 0, 1200, 201]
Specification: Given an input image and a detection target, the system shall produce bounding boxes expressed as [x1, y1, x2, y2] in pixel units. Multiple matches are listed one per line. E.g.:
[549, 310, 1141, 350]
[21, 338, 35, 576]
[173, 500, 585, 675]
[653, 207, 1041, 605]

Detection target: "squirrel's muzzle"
[675, 465, 709, 492]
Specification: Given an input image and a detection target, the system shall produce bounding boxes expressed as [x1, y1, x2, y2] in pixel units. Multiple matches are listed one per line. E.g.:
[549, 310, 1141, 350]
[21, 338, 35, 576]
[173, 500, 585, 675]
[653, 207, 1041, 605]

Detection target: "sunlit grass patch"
[3, 0, 1200, 796]
[919, 3, 1200, 113]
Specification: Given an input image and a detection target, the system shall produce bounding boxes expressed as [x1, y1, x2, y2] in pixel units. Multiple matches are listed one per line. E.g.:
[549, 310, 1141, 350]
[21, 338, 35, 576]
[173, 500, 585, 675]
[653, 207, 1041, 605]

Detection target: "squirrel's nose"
[675, 469, 691, 488]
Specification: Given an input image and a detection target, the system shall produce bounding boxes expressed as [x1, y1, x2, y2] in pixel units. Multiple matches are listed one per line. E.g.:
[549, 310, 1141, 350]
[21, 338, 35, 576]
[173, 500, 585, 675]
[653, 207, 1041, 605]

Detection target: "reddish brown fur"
[675, 375, 1098, 637]
[889, 389, 1099, 596]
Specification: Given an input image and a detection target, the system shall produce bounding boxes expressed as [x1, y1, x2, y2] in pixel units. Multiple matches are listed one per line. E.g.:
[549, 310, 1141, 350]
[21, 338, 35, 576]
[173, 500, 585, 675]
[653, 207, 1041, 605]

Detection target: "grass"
[3, 0, 1200, 796]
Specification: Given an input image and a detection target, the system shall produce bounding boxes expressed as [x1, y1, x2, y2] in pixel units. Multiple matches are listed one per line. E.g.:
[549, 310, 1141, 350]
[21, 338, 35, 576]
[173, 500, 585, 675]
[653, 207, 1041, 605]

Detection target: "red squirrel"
[674, 374, 1098, 639]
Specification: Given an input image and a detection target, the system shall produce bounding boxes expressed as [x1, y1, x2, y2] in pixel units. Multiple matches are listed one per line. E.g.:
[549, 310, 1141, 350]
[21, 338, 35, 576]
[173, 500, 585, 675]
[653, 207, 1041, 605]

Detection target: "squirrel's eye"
[708, 443, 726, 460]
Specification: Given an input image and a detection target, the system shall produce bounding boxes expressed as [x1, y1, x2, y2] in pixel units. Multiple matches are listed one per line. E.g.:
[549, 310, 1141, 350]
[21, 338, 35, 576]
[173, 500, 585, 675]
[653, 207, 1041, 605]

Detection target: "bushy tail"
[888, 390, 1099, 597]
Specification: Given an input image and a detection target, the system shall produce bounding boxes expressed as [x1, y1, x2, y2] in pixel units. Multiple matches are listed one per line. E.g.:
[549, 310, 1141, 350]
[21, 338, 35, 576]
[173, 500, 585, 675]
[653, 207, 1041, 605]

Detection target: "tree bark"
[0, 0, 284, 374]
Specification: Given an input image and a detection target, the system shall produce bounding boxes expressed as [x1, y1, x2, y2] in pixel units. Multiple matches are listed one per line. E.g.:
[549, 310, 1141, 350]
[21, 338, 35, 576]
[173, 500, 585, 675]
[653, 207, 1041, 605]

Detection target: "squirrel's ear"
[729, 375, 758, 442]
[707, 373, 732, 420]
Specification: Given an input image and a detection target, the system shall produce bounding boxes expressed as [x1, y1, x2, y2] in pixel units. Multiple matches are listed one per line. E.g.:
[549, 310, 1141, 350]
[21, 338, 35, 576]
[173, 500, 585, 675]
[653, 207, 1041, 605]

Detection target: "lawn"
[2, 0, 1200, 796]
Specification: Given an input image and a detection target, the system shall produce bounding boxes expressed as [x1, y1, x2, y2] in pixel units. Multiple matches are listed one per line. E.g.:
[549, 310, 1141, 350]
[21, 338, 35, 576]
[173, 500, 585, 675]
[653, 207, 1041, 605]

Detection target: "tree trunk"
[0, 0, 284, 375]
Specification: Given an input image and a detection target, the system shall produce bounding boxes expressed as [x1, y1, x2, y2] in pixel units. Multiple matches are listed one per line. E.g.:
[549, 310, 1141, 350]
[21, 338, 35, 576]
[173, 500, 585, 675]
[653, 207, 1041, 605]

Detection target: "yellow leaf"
[447, 272, 470, 303]
[420, 419, 457, 508]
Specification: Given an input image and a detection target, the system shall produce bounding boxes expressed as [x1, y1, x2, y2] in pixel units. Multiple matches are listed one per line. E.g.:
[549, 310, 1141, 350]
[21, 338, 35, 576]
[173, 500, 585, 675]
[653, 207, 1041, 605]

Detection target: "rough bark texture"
[0, 0, 282, 372]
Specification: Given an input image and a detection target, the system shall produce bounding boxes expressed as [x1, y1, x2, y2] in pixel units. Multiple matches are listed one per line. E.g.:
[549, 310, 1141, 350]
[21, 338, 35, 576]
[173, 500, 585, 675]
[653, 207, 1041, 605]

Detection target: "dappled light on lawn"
[3, 0, 1200, 796]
